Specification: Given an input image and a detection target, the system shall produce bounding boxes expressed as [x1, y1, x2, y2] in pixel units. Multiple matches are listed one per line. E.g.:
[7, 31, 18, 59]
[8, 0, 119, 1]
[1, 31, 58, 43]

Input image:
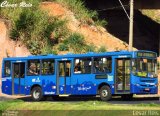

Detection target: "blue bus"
[1, 50, 158, 101]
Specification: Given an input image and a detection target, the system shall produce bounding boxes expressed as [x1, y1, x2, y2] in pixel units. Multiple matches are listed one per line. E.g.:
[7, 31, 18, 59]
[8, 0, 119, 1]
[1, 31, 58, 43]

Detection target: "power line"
[118, 0, 130, 20]
[96, 5, 129, 11]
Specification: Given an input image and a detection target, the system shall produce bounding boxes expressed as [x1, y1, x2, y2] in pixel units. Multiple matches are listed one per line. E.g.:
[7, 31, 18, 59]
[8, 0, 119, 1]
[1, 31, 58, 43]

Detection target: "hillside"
[0, 0, 159, 96]
[0, 20, 30, 92]
[141, 10, 160, 24]
[0, 1, 131, 55]
[0, 1, 133, 92]
[41, 2, 130, 52]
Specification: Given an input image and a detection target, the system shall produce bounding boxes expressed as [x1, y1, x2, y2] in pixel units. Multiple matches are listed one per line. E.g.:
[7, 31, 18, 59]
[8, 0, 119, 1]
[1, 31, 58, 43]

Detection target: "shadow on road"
[16, 96, 160, 104]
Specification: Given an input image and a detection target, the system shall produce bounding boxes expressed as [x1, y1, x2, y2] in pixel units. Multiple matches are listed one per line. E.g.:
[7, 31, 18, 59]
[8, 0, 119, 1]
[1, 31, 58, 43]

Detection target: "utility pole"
[129, 0, 134, 51]
[159, 25, 160, 56]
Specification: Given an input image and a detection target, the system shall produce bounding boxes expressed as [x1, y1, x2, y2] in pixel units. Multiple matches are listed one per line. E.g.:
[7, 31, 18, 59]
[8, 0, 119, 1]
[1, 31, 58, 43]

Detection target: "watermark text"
[0, 1, 32, 8]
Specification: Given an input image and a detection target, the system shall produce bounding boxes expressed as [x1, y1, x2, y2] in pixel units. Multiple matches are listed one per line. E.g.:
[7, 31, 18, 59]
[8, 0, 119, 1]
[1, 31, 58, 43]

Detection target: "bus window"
[59, 62, 65, 77]
[42, 59, 54, 75]
[59, 61, 71, 77]
[13, 63, 25, 78]
[66, 62, 71, 77]
[27, 60, 40, 76]
[74, 58, 92, 74]
[4, 61, 11, 77]
[14, 63, 19, 78]
[93, 57, 112, 73]
[132, 58, 157, 77]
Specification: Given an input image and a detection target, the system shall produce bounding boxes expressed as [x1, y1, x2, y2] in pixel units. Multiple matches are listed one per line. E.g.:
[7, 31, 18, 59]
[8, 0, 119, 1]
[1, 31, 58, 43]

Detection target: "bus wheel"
[99, 85, 112, 101]
[31, 86, 43, 101]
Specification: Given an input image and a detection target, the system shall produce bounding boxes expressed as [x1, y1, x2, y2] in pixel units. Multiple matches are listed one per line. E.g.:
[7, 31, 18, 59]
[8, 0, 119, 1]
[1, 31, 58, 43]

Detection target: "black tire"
[121, 94, 133, 101]
[99, 85, 112, 101]
[31, 86, 43, 101]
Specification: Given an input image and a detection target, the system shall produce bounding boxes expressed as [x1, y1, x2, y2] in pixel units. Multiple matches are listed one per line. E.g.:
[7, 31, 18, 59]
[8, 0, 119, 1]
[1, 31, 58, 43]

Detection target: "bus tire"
[31, 86, 43, 101]
[99, 85, 112, 101]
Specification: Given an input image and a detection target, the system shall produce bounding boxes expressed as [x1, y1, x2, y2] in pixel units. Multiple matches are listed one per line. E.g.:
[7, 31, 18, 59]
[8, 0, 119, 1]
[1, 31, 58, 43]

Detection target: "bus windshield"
[132, 58, 157, 77]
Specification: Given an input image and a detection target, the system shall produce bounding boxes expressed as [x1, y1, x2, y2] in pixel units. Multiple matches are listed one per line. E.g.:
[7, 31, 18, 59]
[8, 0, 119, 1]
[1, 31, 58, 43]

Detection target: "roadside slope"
[0, 20, 30, 94]
[41, 2, 132, 51]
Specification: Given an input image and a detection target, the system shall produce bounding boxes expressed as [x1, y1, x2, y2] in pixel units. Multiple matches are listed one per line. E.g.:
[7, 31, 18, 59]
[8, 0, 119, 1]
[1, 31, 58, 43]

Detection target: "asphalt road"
[1, 95, 160, 104]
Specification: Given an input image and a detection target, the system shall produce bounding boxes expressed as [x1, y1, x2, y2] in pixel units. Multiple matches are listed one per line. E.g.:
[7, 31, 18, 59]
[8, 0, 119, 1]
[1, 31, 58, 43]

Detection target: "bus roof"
[3, 50, 157, 61]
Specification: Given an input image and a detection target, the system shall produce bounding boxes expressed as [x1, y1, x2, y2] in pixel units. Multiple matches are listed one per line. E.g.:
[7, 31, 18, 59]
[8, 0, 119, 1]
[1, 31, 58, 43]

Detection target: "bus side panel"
[25, 76, 41, 95]
[71, 74, 96, 95]
[71, 74, 114, 95]
[2, 77, 12, 95]
[42, 75, 56, 95]
[25, 75, 57, 95]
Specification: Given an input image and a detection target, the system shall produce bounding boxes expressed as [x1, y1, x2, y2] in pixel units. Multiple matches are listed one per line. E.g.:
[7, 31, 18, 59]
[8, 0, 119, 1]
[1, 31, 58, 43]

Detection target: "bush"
[54, 0, 107, 27]
[1, 1, 69, 55]
[64, 33, 86, 53]
[1, 0, 106, 55]
[44, 18, 68, 45]
[85, 44, 96, 52]
[97, 46, 107, 53]
[58, 43, 69, 51]
[55, 0, 96, 22]
[41, 45, 57, 55]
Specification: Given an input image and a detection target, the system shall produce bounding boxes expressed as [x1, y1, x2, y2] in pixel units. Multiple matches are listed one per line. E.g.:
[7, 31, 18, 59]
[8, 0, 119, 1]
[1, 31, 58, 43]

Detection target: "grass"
[1, 100, 160, 111]
[0, 0, 105, 55]
[54, 0, 107, 27]
[1, 100, 160, 116]
[141, 10, 160, 23]
[1, 0, 70, 55]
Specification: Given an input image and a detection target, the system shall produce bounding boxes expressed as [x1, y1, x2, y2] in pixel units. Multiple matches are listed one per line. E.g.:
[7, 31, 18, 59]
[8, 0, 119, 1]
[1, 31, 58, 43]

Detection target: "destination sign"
[137, 52, 156, 58]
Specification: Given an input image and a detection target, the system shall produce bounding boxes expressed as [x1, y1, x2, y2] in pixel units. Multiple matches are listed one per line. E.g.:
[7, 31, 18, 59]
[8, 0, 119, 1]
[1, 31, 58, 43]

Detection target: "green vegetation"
[0, 100, 160, 111]
[0, 0, 69, 55]
[97, 46, 107, 53]
[0, 0, 108, 55]
[58, 43, 69, 51]
[141, 10, 160, 24]
[54, 0, 107, 27]
[59, 33, 105, 53]
[85, 44, 96, 52]
[62, 33, 86, 53]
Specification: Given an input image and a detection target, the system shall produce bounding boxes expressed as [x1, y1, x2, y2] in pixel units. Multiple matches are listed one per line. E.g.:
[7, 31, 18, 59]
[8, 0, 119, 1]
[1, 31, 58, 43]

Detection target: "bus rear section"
[2, 60, 26, 95]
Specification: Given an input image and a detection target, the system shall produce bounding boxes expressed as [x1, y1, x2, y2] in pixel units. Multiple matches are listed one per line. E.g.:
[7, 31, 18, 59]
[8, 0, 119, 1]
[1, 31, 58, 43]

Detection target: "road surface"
[1, 94, 160, 104]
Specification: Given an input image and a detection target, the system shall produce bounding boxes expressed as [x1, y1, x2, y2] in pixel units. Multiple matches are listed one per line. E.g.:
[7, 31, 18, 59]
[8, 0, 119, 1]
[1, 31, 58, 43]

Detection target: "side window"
[59, 61, 71, 77]
[93, 57, 112, 73]
[4, 61, 11, 77]
[66, 62, 71, 77]
[27, 60, 40, 76]
[59, 62, 65, 77]
[74, 58, 92, 74]
[42, 59, 54, 75]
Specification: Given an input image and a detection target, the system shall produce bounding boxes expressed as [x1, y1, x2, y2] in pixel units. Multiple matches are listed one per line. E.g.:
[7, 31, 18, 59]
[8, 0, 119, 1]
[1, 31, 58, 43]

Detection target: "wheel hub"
[102, 90, 108, 97]
[33, 90, 40, 99]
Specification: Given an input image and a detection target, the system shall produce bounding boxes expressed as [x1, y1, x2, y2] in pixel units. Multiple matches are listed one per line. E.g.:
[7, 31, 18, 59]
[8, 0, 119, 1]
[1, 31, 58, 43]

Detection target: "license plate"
[145, 88, 150, 91]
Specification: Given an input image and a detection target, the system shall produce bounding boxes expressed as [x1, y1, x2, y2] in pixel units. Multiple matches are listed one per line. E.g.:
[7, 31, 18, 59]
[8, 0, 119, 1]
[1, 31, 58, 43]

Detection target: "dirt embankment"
[0, 20, 30, 94]
[41, 2, 134, 51]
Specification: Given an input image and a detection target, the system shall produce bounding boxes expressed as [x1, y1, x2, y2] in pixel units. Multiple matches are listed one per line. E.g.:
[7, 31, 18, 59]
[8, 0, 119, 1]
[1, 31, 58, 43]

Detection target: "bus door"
[115, 58, 131, 93]
[12, 62, 25, 95]
[57, 60, 71, 95]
